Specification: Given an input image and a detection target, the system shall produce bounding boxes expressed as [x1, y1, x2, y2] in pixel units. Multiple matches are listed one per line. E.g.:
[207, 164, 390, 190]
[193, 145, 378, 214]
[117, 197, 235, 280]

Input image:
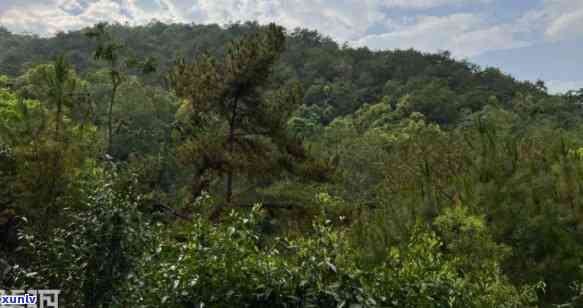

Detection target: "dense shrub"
[133, 205, 538, 307]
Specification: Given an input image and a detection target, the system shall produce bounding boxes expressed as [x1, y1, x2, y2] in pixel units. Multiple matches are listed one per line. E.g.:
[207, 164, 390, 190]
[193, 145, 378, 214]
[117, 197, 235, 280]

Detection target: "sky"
[0, 0, 582, 93]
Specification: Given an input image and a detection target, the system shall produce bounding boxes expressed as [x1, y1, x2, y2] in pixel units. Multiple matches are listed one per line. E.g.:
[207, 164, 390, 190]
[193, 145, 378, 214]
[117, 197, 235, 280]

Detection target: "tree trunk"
[107, 81, 118, 155]
[47, 94, 64, 217]
[55, 96, 63, 142]
[225, 97, 238, 203]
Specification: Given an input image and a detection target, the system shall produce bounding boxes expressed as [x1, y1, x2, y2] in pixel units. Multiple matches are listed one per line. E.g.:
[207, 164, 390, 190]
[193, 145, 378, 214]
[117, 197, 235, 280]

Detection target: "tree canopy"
[1, 22, 582, 307]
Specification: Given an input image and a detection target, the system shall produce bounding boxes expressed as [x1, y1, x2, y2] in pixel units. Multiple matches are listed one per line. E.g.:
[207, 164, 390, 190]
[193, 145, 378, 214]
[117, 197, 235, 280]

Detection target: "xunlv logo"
[0, 294, 37, 305]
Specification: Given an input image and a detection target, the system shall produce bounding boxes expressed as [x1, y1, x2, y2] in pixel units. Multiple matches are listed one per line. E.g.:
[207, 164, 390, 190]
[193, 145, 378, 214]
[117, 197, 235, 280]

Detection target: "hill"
[0, 22, 551, 125]
[1, 22, 583, 307]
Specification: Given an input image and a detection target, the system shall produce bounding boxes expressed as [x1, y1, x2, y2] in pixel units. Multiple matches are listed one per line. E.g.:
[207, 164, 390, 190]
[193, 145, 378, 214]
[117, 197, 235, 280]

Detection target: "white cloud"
[517, 0, 583, 42]
[0, 2, 90, 35]
[185, 0, 383, 42]
[380, 0, 491, 10]
[178, 0, 494, 42]
[0, 0, 382, 41]
[0, 0, 184, 36]
[545, 8, 583, 41]
[59, 0, 92, 15]
[353, 13, 530, 58]
[547, 80, 583, 94]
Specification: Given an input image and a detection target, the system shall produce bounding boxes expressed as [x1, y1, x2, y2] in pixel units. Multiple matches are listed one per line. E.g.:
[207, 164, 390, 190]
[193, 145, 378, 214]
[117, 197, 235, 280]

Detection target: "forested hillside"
[1, 22, 583, 307]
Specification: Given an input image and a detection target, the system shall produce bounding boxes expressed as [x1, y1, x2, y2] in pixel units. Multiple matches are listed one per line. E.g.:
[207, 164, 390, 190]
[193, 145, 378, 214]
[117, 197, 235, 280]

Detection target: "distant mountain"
[0, 21, 547, 124]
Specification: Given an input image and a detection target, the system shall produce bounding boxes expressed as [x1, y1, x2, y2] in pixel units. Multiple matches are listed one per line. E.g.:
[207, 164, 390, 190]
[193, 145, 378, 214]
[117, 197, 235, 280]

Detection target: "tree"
[0, 62, 101, 236]
[170, 23, 304, 210]
[22, 56, 81, 214]
[85, 22, 156, 155]
[396, 78, 460, 125]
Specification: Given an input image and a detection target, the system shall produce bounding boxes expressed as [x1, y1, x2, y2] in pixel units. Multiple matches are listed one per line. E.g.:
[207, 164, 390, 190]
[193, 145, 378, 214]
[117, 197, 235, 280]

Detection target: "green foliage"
[85, 22, 157, 154]
[0, 68, 100, 226]
[2, 22, 583, 307]
[555, 275, 583, 308]
[170, 23, 307, 205]
[133, 204, 536, 308]
[433, 206, 511, 282]
[0, 22, 552, 125]
[396, 79, 460, 125]
[19, 170, 157, 307]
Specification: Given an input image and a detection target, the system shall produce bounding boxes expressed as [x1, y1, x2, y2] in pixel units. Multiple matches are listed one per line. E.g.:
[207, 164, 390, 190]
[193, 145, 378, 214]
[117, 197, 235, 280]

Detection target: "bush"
[14, 185, 540, 307]
[138, 205, 538, 307]
[17, 174, 157, 307]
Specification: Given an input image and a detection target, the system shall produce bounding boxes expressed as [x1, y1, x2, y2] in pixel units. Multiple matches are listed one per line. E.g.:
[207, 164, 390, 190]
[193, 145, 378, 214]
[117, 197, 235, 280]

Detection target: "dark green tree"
[85, 22, 156, 155]
[170, 23, 303, 209]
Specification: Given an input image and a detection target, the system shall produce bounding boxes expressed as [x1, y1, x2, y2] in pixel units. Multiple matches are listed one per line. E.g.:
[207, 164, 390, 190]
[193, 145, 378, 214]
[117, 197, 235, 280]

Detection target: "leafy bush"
[17, 172, 157, 307]
[135, 204, 538, 308]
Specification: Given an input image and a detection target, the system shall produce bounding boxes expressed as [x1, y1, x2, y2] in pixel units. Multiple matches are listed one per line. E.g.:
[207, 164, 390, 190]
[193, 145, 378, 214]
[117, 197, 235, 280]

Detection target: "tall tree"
[170, 23, 303, 207]
[26, 56, 79, 212]
[85, 23, 123, 155]
[85, 23, 155, 155]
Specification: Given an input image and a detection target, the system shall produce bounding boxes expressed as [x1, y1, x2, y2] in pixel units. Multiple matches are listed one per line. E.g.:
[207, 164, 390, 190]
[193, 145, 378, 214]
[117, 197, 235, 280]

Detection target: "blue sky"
[0, 0, 582, 93]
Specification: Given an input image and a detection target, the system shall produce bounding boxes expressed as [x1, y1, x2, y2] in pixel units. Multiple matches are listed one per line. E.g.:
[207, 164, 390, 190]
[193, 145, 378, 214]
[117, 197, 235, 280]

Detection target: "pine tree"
[169, 23, 304, 210]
